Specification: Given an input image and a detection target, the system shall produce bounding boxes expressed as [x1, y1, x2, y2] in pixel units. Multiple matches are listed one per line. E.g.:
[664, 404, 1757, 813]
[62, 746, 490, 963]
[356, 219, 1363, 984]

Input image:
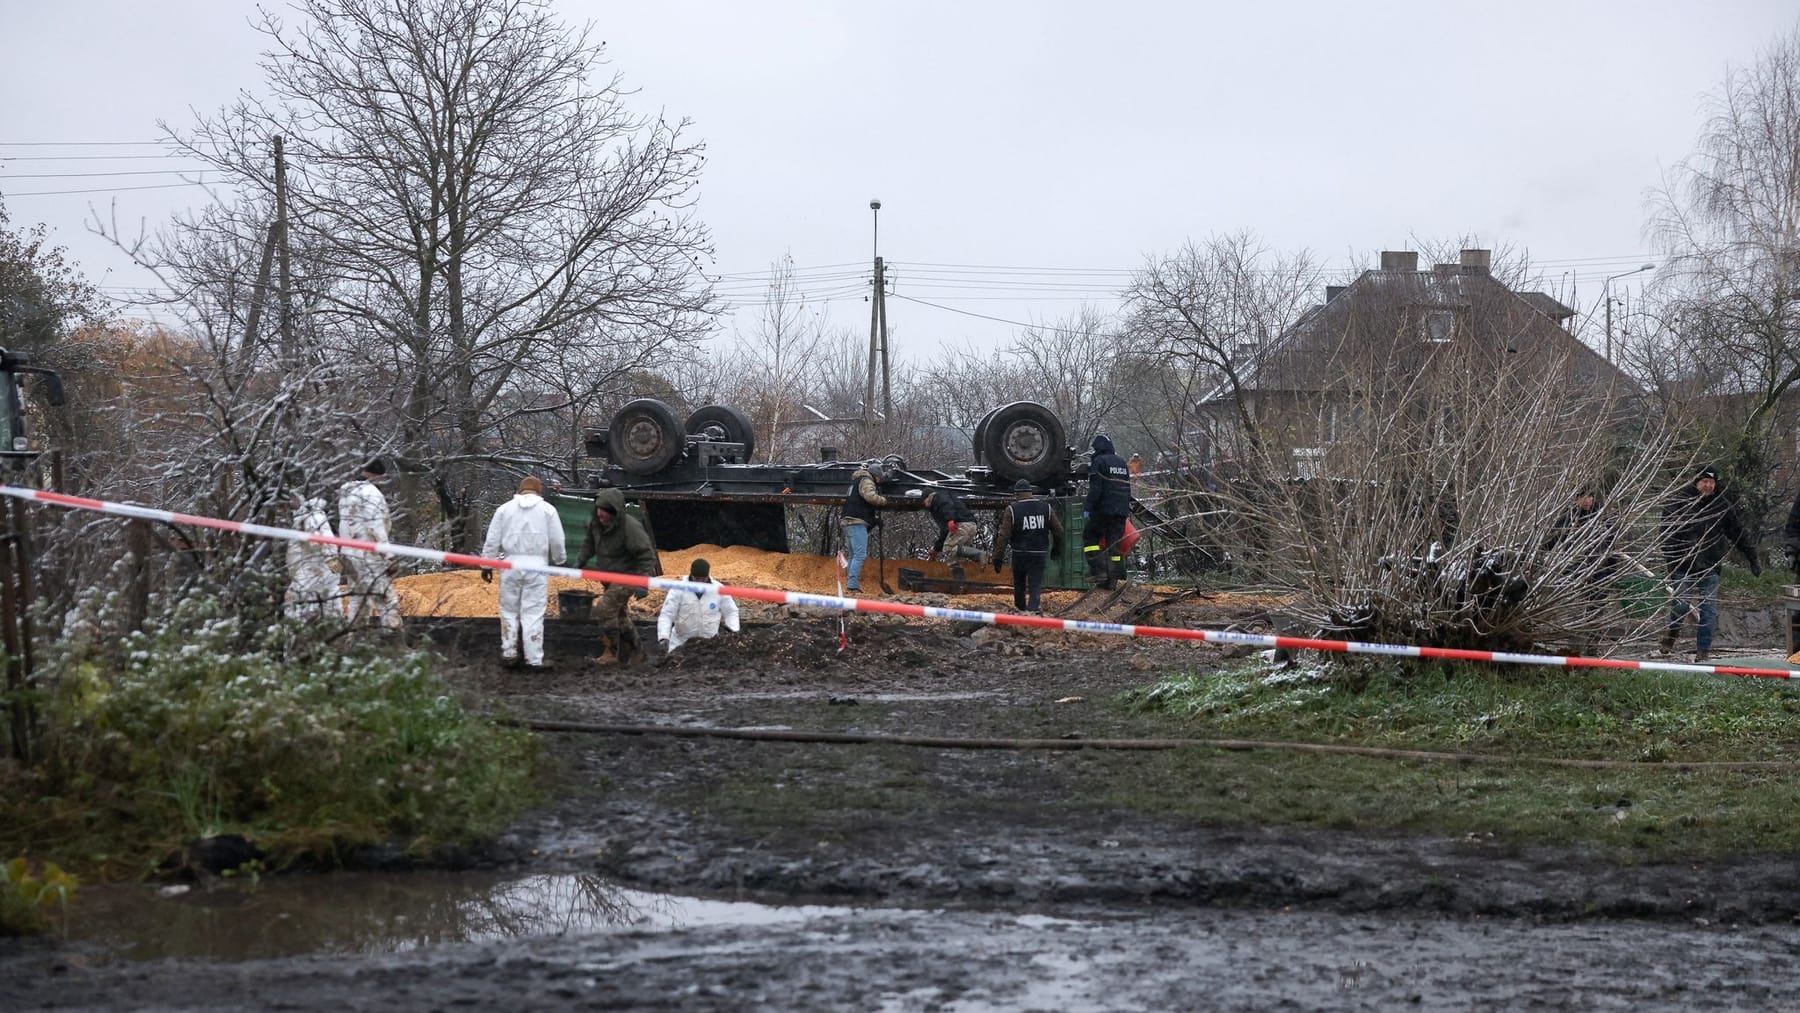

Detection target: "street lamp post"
[1603, 263, 1655, 362]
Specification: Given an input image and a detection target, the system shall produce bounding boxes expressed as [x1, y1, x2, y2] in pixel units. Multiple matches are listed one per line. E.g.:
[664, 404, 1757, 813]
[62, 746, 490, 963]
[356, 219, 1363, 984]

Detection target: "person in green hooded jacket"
[575, 486, 659, 664]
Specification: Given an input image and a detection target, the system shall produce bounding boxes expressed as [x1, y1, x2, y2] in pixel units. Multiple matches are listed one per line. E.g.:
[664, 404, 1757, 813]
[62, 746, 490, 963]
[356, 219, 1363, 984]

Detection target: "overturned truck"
[551, 398, 1127, 591]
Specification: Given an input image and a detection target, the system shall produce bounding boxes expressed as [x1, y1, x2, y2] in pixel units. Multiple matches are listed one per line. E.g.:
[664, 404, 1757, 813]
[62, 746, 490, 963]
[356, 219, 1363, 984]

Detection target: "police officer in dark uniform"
[994, 478, 1063, 613]
[1083, 434, 1133, 589]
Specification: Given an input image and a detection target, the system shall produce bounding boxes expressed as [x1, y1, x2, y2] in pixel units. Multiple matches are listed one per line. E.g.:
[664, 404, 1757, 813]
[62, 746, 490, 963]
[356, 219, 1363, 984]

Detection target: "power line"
[0, 140, 169, 147]
[892, 278, 1123, 292]
[1530, 254, 1662, 267]
[5, 181, 212, 196]
[889, 293, 1101, 335]
[896, 294, 1105, 302]
[0, 169, 213, 178]
[708, 261, 864, 279]
[892, 259, 1136, 274]
[0, 154, 190, 162]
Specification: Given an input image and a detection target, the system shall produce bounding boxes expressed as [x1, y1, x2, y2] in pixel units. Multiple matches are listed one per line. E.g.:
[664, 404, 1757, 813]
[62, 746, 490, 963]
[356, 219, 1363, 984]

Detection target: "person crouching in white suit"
[656, 558, 740, 654]
[284, 494, 341, 619]
[480, 476, 567, 668]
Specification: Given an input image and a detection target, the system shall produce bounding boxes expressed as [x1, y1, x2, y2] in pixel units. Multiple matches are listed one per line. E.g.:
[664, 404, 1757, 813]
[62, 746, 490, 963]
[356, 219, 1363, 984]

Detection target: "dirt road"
[7, 605, 1800, 1010]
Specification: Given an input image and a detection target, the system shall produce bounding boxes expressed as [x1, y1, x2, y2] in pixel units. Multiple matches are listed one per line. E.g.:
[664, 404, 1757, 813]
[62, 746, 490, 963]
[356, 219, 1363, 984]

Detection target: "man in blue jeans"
[839, 460, 894, 593]
[1659, 464, 1760, 662]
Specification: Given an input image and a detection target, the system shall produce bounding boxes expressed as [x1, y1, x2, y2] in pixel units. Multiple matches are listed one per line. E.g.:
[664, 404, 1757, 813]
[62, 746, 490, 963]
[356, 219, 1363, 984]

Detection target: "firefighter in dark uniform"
[994, 478, 1063, 613]
[1083, 434, 1133, 589]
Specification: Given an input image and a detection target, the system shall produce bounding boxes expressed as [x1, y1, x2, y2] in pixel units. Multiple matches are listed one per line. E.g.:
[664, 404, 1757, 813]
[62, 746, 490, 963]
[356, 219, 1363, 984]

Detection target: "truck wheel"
[609, 398, 683, 475]
[981, 401, 1066, 484]
[971, 406, 1000, 464]
[684, 404, 756, 462]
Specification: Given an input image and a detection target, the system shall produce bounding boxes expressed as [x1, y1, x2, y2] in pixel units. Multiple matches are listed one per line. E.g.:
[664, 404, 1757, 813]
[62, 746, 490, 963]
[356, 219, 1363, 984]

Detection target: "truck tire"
[684, 404, 756, 462]
[981, 401, 1066, 484]
[971, 406, 1000, 465]
[609, 398, 684, 475]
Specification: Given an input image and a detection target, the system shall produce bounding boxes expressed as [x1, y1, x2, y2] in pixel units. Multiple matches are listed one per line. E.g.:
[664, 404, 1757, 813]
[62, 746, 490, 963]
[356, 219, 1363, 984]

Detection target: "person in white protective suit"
[480, 475, 567, 668]
[656, 558, 740, 654]
[283, 493, 341, 619]
[338, 458, 404, 630]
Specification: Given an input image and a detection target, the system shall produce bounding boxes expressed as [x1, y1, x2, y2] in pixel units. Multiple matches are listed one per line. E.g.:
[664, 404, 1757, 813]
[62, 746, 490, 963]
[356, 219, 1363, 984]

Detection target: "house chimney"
[1379, 250, 1418, 272]
[1325, 285, 1346, 302]
[1459, 248, 1492, 274]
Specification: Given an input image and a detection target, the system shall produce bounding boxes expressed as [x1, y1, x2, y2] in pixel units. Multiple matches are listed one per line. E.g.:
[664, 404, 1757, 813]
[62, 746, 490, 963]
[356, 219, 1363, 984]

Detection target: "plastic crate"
[1615, 575, 1664, 619]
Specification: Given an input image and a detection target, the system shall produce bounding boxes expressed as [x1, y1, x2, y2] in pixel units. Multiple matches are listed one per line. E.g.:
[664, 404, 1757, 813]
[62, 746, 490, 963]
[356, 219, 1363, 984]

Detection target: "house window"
[1420, 309, 1456, 343]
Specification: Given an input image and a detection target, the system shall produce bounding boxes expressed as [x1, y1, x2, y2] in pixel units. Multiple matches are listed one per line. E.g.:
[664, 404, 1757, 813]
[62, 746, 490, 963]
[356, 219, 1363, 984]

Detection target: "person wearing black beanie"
[1659, 464, 1760, 662]
[1083, 434, 1133, 590]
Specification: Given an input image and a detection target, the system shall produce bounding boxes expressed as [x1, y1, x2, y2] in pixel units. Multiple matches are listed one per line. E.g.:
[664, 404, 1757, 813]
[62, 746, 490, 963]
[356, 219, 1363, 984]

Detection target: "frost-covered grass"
[1, 598, 538, 877]
[1113, 657, 1800, 858]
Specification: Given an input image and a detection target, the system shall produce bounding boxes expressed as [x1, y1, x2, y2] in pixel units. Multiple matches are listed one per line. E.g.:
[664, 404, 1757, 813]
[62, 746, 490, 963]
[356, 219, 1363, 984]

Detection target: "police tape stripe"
[4, 484, 1793, 682]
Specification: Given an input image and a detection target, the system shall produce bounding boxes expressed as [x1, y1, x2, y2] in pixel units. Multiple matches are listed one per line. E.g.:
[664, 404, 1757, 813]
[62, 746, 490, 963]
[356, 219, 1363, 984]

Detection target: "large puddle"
[62, 872, 901, 963]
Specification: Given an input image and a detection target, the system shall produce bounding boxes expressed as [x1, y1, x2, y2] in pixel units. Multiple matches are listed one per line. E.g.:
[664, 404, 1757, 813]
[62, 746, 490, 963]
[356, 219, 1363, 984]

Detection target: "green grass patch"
[1078, 743, 1800, 859]
[1, 598, 540, 878]
[0, 856, 77, 936]
[1131, 658, 1800, 759]
[1112, 658, 1800, 858]
[1721, 559, 1790, 600]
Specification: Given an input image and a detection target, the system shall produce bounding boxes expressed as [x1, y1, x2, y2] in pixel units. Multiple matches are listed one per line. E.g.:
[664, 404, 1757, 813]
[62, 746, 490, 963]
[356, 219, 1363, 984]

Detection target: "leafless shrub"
[1213, 312, 1685, 652]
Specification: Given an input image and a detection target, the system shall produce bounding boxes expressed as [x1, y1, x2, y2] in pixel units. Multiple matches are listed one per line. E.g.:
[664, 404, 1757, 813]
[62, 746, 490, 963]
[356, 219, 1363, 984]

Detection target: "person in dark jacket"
[1542, 487, 1619, 657]
[922, 489, 986, 580]
[839, 461, 893, 594]
[1659, 464, 1760, 662]
[993, 479, 1063, 613]
[1083, 434, 1133, 589]
[575, 486, 659, 665]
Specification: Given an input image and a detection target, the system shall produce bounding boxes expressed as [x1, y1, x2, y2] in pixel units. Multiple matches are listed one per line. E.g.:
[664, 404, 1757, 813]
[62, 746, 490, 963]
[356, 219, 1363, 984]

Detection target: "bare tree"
[726, 256, 831, 463]
[138, 0, 716, 547]
[1644, 21, 1800, 522]
[1204, 272, 1683, 653]
[918, 304, 1133, 457]
[1120, 231, 1326, 456]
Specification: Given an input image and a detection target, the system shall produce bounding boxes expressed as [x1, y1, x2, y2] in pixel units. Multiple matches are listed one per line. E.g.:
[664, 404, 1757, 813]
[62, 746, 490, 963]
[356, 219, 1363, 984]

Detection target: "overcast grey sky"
[2, 0, 1794, 356]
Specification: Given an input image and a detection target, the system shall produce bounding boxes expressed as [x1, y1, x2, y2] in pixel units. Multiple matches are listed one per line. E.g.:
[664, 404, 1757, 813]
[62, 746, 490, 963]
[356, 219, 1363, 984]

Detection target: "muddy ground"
[8, 594, 1800, 1010]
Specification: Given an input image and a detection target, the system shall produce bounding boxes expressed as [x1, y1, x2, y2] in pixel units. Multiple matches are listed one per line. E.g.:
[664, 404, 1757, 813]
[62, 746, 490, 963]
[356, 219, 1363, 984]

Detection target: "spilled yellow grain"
[395, 544, 1020, 618]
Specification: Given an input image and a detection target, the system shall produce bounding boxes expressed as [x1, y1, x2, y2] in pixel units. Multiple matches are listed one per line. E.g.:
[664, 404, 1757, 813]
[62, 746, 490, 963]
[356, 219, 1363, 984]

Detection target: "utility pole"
[1604, 291, 1613, 363]
[863, 199, 891, 428]
[239, 224, 278, 377]
[274, 134, 294, 364]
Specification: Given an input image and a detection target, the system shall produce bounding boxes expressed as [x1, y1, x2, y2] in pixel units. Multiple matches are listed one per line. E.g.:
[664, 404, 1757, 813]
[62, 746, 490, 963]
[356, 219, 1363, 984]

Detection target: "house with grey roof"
[1190, 248, 1642, 478]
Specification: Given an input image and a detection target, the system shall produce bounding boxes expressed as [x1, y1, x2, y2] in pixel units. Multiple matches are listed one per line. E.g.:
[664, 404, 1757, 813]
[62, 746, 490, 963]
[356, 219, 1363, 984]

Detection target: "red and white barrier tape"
[5, 484, 1794, 681]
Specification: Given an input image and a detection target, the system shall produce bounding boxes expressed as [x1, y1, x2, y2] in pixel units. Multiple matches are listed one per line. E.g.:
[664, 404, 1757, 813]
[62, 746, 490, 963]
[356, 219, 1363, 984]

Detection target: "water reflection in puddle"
[67, 872, 866, 963]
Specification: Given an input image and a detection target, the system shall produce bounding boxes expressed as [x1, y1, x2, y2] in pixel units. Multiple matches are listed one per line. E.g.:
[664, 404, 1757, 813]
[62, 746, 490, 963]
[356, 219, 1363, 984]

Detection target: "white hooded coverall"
[338, 478, 404, 629]
[284, 497, 340, 619]
[655, 578, 741, 653]
[480, 491, 568, 666]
